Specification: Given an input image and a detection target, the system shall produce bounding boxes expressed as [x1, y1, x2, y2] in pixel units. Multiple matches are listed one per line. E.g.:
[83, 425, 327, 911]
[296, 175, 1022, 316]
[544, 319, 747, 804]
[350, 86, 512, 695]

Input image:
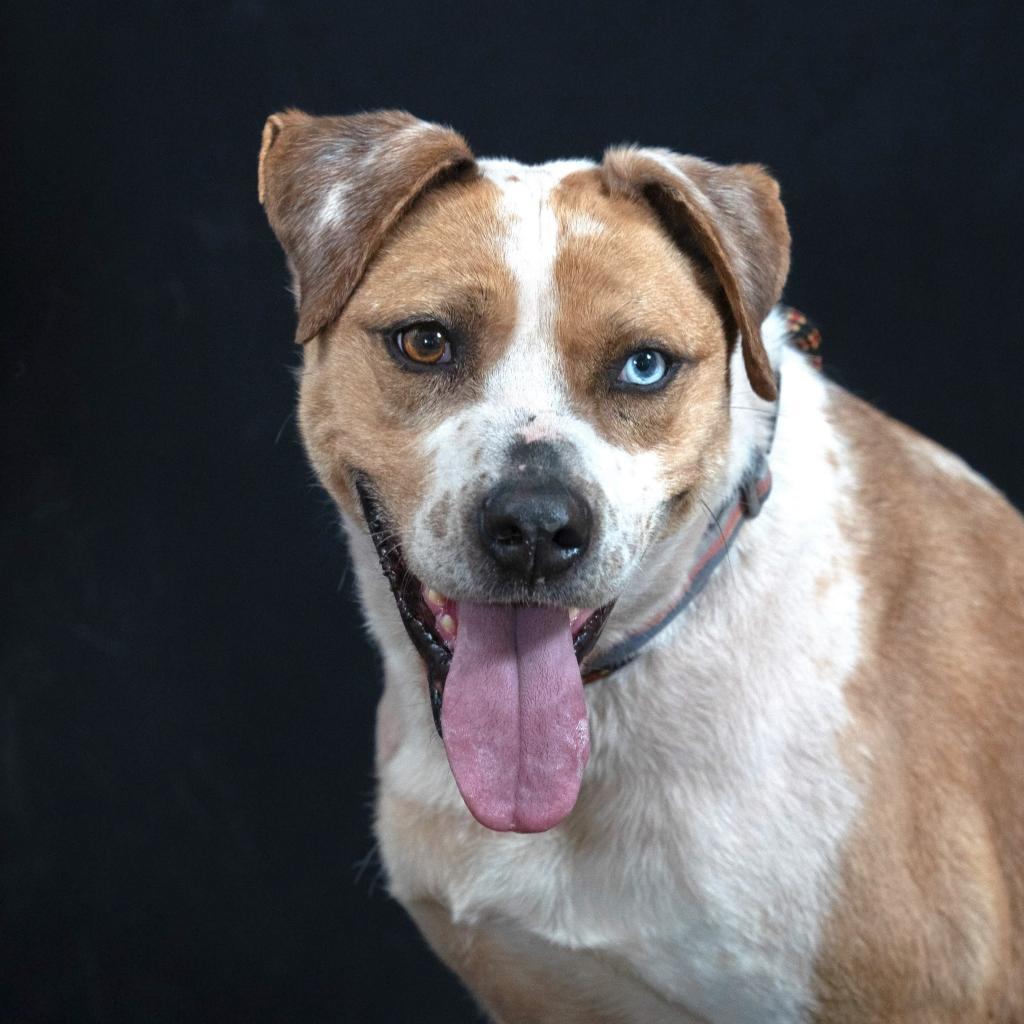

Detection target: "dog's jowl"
[260, 110, 1024, 1023]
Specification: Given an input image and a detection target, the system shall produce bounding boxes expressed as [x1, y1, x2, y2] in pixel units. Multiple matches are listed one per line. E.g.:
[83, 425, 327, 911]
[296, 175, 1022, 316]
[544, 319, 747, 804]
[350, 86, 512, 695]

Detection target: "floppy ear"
[258, 109, 476, 343]
[601, 148, 790, 402]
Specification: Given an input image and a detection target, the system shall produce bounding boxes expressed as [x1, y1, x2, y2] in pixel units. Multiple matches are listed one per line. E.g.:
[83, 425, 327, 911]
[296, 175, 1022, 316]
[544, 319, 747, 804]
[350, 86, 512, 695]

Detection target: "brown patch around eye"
[297, 173, 515, 530]
[550, 173, 730, 456]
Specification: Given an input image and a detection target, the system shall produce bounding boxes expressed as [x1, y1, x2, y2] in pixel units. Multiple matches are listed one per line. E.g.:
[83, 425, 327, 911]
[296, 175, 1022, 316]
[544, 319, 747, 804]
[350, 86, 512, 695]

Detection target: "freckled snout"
[479, 472, 591, 584]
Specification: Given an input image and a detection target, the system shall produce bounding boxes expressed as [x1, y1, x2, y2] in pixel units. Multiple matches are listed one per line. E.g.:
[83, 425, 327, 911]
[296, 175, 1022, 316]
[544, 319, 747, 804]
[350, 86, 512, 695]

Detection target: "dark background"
[3, 2, 1022, 1021]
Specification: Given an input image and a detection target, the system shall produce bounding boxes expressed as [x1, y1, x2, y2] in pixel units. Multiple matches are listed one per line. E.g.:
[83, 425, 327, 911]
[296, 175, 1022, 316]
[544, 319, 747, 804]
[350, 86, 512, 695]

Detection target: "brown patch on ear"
[258, 108, 476, 343]
[601, 148, 790, 402]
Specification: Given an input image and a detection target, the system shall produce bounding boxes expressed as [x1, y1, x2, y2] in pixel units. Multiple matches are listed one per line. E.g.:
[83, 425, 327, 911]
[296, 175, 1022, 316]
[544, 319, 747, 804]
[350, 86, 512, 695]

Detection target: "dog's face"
[260, 111, 789, 833]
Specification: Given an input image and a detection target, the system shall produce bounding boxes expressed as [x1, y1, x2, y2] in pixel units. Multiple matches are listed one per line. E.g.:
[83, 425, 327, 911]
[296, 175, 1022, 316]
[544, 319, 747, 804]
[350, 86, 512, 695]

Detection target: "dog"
[258, 109, 1024, 1023]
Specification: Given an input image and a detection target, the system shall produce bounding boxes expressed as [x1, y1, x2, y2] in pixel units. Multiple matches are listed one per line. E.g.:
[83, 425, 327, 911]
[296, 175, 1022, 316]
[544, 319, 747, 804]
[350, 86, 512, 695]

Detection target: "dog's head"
[260, 110, 789, 833]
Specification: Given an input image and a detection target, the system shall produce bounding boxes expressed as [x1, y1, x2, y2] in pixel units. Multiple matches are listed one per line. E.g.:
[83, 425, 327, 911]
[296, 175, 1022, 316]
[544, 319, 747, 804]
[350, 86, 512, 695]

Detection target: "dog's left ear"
[259, 109, 476, 343]
[601, 148, 790, 402]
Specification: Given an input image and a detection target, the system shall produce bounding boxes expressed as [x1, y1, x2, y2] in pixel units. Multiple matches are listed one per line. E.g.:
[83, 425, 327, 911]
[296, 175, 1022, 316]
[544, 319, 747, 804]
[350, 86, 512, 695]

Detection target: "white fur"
[478, 158, 592, 414]
[317, 181, 347, 233]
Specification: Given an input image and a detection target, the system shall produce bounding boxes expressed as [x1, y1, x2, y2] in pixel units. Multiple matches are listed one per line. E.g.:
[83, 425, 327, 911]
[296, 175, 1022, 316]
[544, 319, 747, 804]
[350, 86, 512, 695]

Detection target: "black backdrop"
[3, 2, 1022, 1021]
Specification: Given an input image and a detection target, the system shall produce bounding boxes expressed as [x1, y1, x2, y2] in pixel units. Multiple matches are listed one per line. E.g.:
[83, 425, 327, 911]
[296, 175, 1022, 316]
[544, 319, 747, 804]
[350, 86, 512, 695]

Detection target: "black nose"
[479, 475, 591, 583]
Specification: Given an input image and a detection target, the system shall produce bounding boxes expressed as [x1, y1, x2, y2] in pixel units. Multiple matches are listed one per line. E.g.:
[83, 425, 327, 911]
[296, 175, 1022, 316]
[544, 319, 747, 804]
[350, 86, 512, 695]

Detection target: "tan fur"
[814, 389, 1024, 1022]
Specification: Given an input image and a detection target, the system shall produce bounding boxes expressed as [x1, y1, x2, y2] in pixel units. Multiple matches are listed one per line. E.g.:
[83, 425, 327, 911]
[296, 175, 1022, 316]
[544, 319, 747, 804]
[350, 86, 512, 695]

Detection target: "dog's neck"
[597, 309, 788, 656]
[573, 325, 862, 866]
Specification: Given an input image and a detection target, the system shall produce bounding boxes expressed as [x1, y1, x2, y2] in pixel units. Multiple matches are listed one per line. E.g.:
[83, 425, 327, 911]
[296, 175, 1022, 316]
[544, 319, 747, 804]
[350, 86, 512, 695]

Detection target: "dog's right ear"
[601, 148, 790, 402]
[258, 109, 475, 343]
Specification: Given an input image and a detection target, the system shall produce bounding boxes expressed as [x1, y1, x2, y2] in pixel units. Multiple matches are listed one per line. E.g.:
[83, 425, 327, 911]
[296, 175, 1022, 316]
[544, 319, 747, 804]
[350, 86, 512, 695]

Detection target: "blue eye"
[618, 349, 669, 388]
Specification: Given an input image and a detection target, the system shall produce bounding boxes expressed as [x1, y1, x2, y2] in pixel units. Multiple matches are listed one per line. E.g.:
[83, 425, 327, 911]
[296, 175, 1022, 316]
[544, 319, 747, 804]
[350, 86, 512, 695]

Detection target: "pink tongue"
[440, 604, 589, 833]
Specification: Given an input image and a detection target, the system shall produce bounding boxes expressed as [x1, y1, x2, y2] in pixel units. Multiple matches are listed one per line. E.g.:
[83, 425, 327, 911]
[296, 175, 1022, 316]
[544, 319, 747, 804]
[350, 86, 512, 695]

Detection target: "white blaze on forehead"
[478, 158, 595, 412]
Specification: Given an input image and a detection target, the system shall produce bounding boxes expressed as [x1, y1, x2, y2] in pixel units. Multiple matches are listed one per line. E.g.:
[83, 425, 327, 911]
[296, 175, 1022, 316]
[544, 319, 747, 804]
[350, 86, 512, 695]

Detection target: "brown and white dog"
[258, 110, 1024, 1023]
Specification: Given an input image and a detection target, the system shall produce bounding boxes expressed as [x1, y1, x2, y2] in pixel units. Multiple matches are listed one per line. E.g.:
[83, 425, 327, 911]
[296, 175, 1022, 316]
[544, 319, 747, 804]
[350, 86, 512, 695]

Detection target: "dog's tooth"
[426, 588, 443, 605]
[439, 613, 456, 634]
[569, 608, 580, 619]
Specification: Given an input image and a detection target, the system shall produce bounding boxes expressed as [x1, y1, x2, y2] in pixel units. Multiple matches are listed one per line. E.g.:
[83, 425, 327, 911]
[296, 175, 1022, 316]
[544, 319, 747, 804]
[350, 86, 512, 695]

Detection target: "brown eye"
[394, 323, 453, 366]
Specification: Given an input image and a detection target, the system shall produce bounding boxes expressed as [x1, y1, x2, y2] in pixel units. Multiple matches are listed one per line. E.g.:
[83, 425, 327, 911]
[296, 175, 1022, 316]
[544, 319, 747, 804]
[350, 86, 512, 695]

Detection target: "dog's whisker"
[336, 564, 350, 594]
[274, 409, 296, 446]
[353, 842, 379, 886]
[353, 842, 388, 897]
[699, 496, 737, 585]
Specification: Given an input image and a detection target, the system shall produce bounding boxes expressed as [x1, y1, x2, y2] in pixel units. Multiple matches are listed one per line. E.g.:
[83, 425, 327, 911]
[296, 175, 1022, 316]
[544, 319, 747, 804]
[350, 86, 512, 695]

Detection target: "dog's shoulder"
[826, 382, 1024, 618]
[814, 383, 1024, 1022]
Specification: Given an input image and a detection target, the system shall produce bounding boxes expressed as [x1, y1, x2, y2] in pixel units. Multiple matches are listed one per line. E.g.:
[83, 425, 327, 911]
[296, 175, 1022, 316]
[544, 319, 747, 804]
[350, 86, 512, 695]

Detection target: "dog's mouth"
[356, 476, 613, 834]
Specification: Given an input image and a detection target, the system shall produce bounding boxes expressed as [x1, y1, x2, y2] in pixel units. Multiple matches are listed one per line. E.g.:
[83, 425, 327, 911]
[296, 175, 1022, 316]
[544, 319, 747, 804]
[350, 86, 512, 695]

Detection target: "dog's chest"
[377, 644, 859, 1024]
